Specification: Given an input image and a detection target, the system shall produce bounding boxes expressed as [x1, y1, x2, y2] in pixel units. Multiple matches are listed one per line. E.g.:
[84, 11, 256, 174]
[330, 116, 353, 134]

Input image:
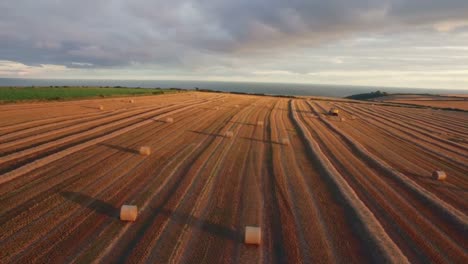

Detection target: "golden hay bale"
[98, 105, 104, 110]
[129, 99, 134, 103]
[224, 131, 234, 138]
[340, 117, 346, 122]
[120, 205, 138, 221]
[432, 170, 447, 181]
[166, 117, 174, 123]
[139, 146, 151, 156]
[235, 105, 240, 108]
[214, 107, 220, 110]
[245, 226, 261, 245]
[257, 121, 264, 126]
[329, 108, 339, 116]
[281, 137, 290, 145]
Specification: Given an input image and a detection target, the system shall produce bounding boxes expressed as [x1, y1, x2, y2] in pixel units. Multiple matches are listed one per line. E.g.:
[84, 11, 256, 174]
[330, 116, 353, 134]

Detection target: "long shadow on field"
[135, 117, 165, 122]
[189, 130, 223, 137]
[61, 191, 120, 219]
[81, 106, 104, 110]
[158, 208, 243, 243]
[240, 136, 281, 145]
[425, 181, 468, 192]
[99, 143, 140, 154]
[229, 121, 255, 126]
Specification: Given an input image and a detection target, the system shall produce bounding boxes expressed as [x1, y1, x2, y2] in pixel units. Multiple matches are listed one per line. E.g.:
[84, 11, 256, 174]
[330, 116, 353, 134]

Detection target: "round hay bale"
[329, 108, 339, 116]
[166, 117, 174, 123]
[129, 99, 134, 103]
[257, 121, 264, 126]
[120, 205, 138, 221]
[224, 131, 234, 138]
[235, 105, 240, 108]
[98, 105, 104, 110]
[432, 170, 447, 181]
[340, 117, 346, 122]
[281, 137, 290, 145]
[245, 226, 261, 245]
[139, 146, 151, 156]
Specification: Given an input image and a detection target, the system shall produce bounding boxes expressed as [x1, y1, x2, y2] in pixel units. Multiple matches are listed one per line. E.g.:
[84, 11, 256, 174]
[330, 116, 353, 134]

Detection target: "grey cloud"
[0, 0, 467, 68]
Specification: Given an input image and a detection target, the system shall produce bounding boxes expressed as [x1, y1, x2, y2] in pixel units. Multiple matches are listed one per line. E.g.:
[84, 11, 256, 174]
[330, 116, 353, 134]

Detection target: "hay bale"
[166, 117, 174, 123]
[224, 131, 234, 138]
[139, 146, 151, 156]
[129, 99, 134, 103]
[329, 108, 339, 116]
[245, 226, 261, 245]
[432, 170, 447, 181]
[340, 117, 346, 122]
[235, 105, 240, 108]
[214, 107, 220, 110]
[120, 205, 138, 221]
[257, 121, 264, 126]
[281, 137, 290, 145]
[98, 105, 104, 110]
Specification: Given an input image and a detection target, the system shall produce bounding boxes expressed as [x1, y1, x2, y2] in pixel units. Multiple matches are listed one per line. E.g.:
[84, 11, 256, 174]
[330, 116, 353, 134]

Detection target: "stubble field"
[376, 94, 468, 110]
[0, 92, 467, 263]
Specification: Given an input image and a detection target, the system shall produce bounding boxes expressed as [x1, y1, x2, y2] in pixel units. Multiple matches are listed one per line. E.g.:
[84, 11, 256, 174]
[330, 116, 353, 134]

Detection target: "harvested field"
[0, 92, 467, 263]
[376, 94, 468, 110]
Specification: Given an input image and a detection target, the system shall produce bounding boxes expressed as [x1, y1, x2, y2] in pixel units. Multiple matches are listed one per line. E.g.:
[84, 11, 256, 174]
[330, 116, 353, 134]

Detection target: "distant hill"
[345, 90, 389, 100]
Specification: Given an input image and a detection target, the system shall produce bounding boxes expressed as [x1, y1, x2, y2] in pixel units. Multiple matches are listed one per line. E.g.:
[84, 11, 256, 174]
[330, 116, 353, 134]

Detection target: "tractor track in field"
[0, 97, 221, 183]
[1, 100, 227, 262]
[290, 100, 408, 263]
[317, 103, 468, 210]
[97, 98, 259, 263]
[344, 104, 468, 153]
[330, 103, 468, 183]
[18, 101, 237, 263]
[302, 101, 468, 262]
[0, 101, 223, 240]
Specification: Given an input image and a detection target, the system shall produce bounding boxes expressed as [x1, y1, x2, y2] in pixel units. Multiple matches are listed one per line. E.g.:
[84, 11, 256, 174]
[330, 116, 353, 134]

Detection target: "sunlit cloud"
[0, 60, 69, 76]
[434, 20, 468, 32]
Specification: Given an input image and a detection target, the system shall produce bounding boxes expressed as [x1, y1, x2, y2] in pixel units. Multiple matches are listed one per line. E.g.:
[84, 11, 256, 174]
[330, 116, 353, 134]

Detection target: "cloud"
[252, 70, 299, 76]
[71, 62, 94, 67]
[0, 1, 467, 90]
[1, 0, 468, 69]
[434, 20, 468, 32]
[0, 60, 69, 76]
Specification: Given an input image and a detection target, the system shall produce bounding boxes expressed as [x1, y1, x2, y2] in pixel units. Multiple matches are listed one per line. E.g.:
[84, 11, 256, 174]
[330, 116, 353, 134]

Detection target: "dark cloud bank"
[1, 0, 467, 68]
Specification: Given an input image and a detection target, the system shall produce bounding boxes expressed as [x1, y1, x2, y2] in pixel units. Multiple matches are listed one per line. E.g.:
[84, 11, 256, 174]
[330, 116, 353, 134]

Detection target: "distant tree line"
[346, 90, 388, 100]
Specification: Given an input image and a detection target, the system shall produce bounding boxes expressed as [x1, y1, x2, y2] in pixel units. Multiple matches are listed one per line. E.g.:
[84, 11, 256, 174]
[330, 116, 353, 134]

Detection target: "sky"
[1, 0, 468, 90]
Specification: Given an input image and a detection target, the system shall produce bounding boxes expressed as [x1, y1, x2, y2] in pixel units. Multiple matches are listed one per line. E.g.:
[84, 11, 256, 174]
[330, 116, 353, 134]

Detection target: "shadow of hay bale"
[61, 191, 119, 219]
